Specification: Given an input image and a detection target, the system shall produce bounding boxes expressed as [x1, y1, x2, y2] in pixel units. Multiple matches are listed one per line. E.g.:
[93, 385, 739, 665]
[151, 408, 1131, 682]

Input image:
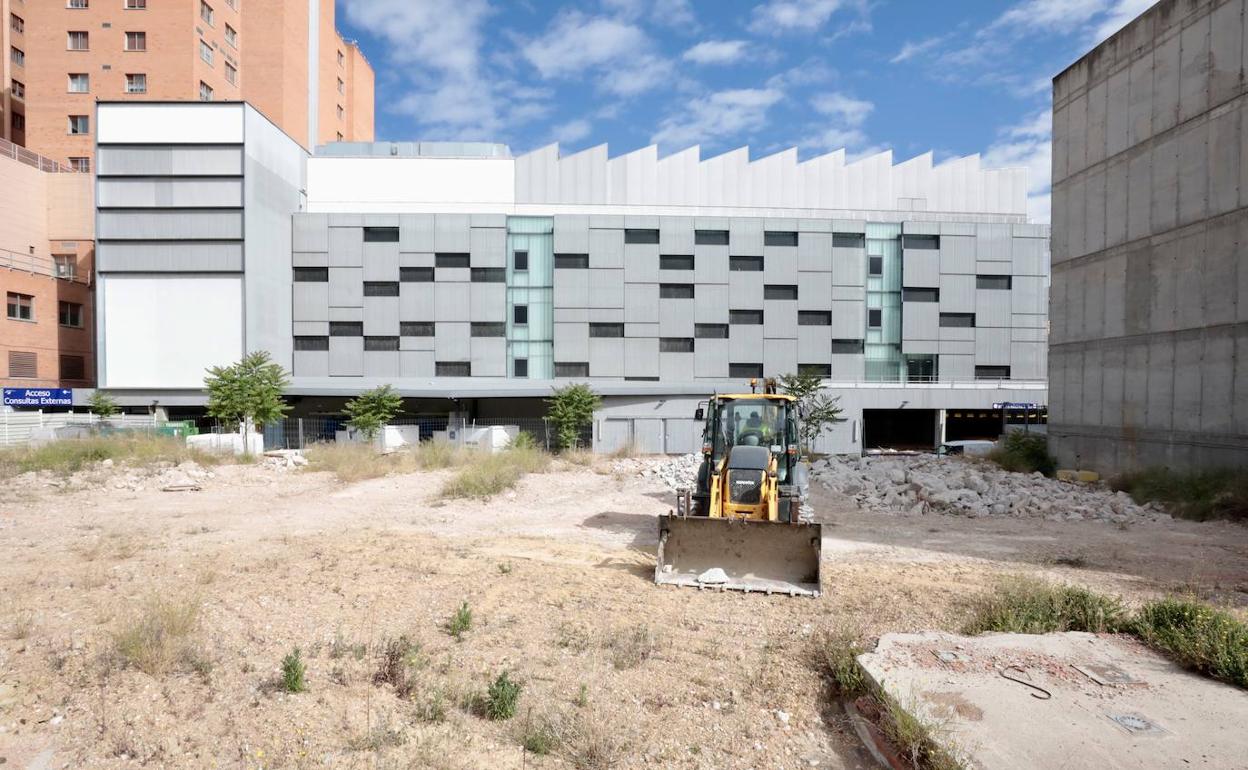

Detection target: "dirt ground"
[1, 457, 1246, 769]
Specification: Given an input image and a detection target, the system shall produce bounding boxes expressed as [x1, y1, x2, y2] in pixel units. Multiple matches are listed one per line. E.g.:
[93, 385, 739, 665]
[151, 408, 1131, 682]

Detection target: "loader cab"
[702, 395, 799, 484]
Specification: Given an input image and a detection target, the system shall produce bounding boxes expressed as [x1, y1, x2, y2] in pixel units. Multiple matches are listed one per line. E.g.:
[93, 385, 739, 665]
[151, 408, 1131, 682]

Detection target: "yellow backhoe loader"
[655, 379, 822, 597]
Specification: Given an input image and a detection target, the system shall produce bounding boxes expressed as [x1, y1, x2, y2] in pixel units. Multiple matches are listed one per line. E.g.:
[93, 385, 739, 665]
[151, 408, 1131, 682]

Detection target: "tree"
[344, 384, 403, 440]
[203, 351, 290, 448]
[88, 390, 119, 419]
[778, 371, 845, 455]
[546, 383, 600, 451]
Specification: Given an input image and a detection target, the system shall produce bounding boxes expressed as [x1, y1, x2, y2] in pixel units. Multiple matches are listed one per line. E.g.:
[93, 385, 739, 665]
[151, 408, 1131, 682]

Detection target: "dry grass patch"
[0, 434, 227, 479]
[305, 439, 478, 482]
[110, 594, 206, 676]
[439, 447, 551, 499]
[605, 624, 661, 670]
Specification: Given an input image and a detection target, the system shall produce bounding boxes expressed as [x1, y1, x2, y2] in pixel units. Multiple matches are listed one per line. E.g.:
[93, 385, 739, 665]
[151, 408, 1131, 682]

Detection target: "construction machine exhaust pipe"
[655, 515, 822, 597]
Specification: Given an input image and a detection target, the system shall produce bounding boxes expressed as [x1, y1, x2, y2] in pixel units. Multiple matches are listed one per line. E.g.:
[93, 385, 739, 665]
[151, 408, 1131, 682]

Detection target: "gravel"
[811, 453, 1169, 523]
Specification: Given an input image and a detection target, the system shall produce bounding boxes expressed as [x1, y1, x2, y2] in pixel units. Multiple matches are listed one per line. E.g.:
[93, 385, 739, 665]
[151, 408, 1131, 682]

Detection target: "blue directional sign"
[2, 388, 74, 408]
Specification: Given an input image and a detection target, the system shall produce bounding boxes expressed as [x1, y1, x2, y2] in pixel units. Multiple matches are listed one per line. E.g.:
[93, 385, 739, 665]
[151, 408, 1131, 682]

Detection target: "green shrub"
[1131, 598, 1247, 688]
[1111, 467, 1248, 522]
[88, 391, 120, 418]
[521, 717, 560, 755]
[962, 576, 1128, 635]
[439, 447, 550, 499]
[484, 672, 521, 720]
[281, 647, 306, 693]
[987, 431, 1056, 477]
[547, 384, 600, 451]
[510, 431, 539, 451]
[446, 602, 472, 640]
[344, 384, 403, 440]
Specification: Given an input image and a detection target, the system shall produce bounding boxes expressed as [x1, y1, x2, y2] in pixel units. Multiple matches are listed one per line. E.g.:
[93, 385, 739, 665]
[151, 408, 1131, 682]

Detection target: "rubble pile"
[812, 454, 1169, 523]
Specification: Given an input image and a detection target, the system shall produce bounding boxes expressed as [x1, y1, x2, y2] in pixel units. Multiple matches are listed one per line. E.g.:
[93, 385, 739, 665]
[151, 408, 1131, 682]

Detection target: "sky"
[336, 0, 1157, 224]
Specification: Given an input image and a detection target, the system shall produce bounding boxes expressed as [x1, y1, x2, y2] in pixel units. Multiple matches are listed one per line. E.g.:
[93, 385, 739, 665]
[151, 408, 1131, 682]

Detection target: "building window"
[659, 283, 694, 299]
[659, 338, 694, 353]
[514, 359, 528, 378]
[624, 229, 659, 244]
[729, 255, 763, 272]
[336, 104, 344, 121]
[729, 309, 763, 325]
[7, 292, 34, 321]
[224, 24, 237, 47]
[200, 1, 214, 25]
[11, 47, 25, 67]
[798, 363, 831, 378]
[902, 288, 940, 302]
[11, 113, 24, 131]
[513, 250, 529, 271]
[868, 256, 883, 276]
[553, 253, 588, 269]
[470, 323, 505, 337]
[694, 323, 728, 338]
[364, 337, 399, 352]
[11, 80, 24, 99]
[68, 157, 90, 172]
[513, 305, 528, 325]
[125, 32, 146, 51]
[337, 77, 345, 94]
[8, 351, 36, 379]
[337, 49, 345, 66]
[199, 81, 213, 101]
[67, 31, 89, 50]
[435, 253, 470, 268]
[329, 322, 363, 336]
[292, 267, 328, 282]
[363, 226, 399, 242]
[939, 313, 976, 328]
[797, 310, 831, 326]
[200, 40, 213, 65]
[362, 281, 399, 297]
[695, 229, 729, 246]
[224, 61, 237, 85]
[126, 0, 147, 8]
[53, 255, 77, 279]
[125, 73, 147, 93]
[293, 336, 329, 351]
[764, 231, 798, 247]
[400, 322, 434, 337]
[867, 309, 882, 328]
[59, 302, 84, 327]
[729, 363, 764, 378]
[764, 284, 798, 301]
[10, 14, 23, 33]
[67, 115, 89, 134]
[554, 362, 589, 378]
[68, 0, 89, 7]
[60, 355, 86, 381]
[399, 266, 434, 282]
[67, 73, 89, 93]
[659, 254, 694, 271]
[976, 275, 1012, 290]
[471, 267, 506, 283]
[336, 132, 344, 141]
[833, 232, 865, 248]
[975, 365, 1011, 380]
[436, 361, 471, 377]
[830, 339, 865, 354]
[589, 323, 624, 338]
[902, 234, 939, 250]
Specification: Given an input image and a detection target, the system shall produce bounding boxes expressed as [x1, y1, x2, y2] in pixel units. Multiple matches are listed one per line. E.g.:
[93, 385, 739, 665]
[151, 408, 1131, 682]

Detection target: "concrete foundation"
[858, 631, 1248, 769]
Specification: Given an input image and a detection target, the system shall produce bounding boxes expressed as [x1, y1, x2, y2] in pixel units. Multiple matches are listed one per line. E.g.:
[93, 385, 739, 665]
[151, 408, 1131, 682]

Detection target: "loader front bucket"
[655, 515, 822, 597]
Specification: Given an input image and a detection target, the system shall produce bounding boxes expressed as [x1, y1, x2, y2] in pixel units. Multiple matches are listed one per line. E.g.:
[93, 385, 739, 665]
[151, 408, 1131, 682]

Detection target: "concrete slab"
[857, 631, 1248, 769]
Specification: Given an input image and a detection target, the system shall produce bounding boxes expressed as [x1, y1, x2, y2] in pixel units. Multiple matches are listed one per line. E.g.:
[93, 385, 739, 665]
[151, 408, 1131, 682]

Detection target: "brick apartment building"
[2, 0, 373, 167]
[1, 0, 373, 395]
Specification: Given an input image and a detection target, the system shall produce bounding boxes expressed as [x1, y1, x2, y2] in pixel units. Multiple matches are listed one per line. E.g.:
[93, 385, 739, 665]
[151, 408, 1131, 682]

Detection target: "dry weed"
[111, 594, 205, 676]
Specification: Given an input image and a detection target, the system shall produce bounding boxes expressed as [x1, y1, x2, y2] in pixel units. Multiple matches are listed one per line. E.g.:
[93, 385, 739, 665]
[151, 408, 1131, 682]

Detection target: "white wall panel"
[98, 103, 243, 144]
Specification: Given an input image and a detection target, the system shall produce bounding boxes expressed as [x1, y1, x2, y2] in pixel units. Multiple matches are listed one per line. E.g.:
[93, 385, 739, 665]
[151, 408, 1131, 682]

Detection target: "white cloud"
[651, 88, 784, 150]
[982, 112, 1053, 223]
[553, 118, 593, 145]
[799, 91, 879, 157]
[990, 0, 1108, 34]
[811, 92, 873, 126]
[682, 39, 748, 65]
[747, 0, 859, 34]
[890, 36, 944, 64]
[603, 0, 696, 27]
[1090, 0, 1153, 41]
[598, 54, 675, 96]
[522, 12, 648, 78]
[342, 0, 551, 138]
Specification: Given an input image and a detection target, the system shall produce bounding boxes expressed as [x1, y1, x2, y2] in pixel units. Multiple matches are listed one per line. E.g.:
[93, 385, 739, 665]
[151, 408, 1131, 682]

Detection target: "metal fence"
[0, 137, 85, 173]
[254, 415, 590, 451]
[0, 411, 165, 448]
